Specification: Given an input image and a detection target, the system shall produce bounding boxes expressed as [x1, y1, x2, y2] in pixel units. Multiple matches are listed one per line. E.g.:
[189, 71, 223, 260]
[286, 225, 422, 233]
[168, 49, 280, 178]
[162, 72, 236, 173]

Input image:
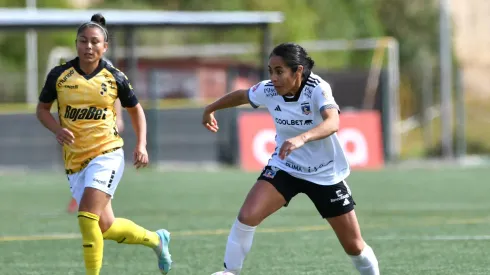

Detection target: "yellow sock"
[102, 218, 160, 248]
[78, 211, 103, 275]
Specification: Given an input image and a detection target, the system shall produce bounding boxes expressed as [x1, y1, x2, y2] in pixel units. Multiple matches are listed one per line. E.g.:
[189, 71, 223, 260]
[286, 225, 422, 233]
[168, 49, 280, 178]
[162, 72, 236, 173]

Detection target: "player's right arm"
[202, 89, 248, 132]
[36, 69, 74, 145]
[202, 81, 267, 133]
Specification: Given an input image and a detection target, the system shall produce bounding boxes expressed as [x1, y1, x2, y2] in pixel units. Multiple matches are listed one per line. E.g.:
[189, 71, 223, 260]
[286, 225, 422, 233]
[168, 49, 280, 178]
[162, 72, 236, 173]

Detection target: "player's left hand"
[279, 135, 306, 160]
[133, 145, 149, 169]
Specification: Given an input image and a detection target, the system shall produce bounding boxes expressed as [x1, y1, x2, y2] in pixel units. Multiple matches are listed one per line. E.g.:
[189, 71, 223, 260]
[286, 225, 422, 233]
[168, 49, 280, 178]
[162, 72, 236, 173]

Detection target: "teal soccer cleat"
[153, 229, 172, 274]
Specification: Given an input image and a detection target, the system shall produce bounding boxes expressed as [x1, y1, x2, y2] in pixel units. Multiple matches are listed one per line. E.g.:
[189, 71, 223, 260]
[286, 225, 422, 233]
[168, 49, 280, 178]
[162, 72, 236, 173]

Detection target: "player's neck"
[284, 77, 303, 96]
[79, 60, 100, 76]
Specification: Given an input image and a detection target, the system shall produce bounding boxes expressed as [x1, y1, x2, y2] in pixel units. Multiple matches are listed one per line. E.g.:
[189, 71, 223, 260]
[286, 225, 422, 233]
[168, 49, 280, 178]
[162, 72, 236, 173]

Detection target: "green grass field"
[0, 167, 489, 275]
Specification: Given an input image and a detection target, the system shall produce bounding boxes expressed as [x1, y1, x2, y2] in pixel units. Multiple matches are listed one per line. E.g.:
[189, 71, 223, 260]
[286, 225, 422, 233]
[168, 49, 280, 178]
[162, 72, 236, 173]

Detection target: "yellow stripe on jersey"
[39, 58, 139, 174]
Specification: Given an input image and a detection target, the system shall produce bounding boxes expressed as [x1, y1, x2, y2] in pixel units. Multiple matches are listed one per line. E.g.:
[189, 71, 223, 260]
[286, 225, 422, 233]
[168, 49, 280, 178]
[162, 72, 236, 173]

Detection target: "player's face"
[268, 55, 303, 95]
[76, 27, 108, 64]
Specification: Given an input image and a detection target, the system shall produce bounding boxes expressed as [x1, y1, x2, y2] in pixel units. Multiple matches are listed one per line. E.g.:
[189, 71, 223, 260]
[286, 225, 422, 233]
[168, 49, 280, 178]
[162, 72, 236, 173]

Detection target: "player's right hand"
[202, 109, 219, 133]
[55, 128, 75, 145]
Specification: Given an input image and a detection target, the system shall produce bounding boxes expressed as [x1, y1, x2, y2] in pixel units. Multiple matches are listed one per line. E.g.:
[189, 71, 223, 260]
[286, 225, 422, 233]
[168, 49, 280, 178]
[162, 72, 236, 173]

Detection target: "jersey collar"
[72, 57, 106, 80]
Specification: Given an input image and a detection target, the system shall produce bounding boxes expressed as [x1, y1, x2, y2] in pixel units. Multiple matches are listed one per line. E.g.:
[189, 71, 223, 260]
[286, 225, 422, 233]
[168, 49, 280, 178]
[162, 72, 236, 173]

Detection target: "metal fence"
[0, 108, 220, 171]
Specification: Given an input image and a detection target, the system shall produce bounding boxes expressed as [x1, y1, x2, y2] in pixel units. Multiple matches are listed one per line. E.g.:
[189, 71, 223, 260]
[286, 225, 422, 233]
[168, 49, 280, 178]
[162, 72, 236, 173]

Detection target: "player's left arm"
[116, 73, 148, 168]
[300, 108, 339, 143]
[279, 83, 339, 159]
[301, 82, 340, 143]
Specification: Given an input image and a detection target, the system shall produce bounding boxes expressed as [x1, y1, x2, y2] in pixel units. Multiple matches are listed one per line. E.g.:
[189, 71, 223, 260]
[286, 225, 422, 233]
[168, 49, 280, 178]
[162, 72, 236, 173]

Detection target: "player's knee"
[98, 216, 114, 233]
[98, 208, 115, 233]
[342, 238, 365, 256]
[237, 208, 263, 227]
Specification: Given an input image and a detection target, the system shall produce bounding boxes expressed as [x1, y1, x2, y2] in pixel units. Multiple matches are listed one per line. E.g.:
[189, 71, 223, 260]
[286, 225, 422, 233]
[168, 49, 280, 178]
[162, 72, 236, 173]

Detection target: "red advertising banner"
[238, 111, 384, 171]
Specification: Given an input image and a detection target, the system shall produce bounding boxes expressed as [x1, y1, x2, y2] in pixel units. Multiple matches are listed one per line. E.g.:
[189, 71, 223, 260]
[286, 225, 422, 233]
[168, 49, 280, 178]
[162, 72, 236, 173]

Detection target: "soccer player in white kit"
[202, 43, 380, 275]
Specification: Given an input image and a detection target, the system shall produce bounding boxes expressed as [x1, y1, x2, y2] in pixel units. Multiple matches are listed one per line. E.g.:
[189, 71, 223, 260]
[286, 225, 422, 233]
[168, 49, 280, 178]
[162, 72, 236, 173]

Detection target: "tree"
[0, 0, 442, 103]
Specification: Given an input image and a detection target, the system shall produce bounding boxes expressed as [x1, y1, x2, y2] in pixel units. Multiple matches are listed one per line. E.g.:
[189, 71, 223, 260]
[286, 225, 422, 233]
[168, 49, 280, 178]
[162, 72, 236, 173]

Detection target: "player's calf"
[326, 210, 379, 275]
[222, 219, 256, 274]
[78, 211, 104, 275]
[348, 242, 379, 275]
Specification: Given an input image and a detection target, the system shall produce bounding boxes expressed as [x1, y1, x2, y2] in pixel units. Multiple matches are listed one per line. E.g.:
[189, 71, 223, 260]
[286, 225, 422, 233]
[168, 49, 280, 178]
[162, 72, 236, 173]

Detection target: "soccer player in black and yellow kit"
[36, 14, 172, 275]
[66, 56, 125, 213]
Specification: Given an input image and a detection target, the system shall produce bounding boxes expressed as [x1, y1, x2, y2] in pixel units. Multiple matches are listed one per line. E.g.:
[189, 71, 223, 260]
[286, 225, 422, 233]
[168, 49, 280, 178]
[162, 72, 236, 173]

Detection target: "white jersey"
[247, 72, 350, 186]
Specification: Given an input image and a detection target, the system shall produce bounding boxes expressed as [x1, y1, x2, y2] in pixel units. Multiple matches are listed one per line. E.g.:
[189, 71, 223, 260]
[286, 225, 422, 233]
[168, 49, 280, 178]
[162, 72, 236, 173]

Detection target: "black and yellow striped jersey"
[39, 57, 138, 174]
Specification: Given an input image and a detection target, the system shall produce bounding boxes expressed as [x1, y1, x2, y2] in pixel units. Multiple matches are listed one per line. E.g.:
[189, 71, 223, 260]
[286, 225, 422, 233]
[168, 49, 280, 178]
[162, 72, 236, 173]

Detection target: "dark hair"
[270, 43, 315, 80]
[77, 13, 108, 42]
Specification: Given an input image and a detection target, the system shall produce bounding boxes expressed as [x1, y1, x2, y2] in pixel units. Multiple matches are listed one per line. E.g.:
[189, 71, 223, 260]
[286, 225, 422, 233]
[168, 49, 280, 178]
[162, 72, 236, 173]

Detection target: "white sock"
[223, 218, 256, 275]
[349, 243, 380, 275]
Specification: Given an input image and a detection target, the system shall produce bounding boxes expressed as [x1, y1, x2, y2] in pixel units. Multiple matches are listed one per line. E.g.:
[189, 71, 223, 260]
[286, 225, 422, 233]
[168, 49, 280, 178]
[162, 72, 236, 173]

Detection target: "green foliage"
[0, 0, 73, 72]
[0, 0, 441, 103]
[373, 0, 441, 119]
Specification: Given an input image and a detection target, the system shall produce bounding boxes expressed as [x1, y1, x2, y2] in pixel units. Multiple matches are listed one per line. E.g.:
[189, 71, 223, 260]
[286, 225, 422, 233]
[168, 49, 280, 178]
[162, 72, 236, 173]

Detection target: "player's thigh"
[327, 210, 364, 255]
[239, 166, 300, 226]
[79, 149, 125, 215]
[79, 188, 111, 215]
[304, 180, 363, 255]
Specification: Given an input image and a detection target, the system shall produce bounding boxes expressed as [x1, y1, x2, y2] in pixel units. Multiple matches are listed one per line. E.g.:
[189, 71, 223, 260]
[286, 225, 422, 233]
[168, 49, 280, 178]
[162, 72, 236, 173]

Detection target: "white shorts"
[67, 148, 125, 204]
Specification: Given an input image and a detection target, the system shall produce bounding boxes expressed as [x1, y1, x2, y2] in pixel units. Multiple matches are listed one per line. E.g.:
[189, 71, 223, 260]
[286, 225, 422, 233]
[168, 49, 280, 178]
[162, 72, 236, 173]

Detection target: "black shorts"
[258, 166, 356, 219]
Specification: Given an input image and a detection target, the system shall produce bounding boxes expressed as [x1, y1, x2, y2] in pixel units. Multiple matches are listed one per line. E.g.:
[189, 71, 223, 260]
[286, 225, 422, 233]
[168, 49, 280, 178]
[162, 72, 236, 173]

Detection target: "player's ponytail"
[90, 13, 106, 27]
[270, 43, 315, 81]
[305, 56, 315, 71]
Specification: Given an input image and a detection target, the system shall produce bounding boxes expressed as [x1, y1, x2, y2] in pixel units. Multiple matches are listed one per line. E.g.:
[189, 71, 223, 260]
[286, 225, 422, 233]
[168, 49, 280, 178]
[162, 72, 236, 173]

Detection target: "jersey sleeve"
[313, 82, 340, 113]
[116, 72, 139, 108]
[38, 69, 59, 103]
[247, 81, 268, 108]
